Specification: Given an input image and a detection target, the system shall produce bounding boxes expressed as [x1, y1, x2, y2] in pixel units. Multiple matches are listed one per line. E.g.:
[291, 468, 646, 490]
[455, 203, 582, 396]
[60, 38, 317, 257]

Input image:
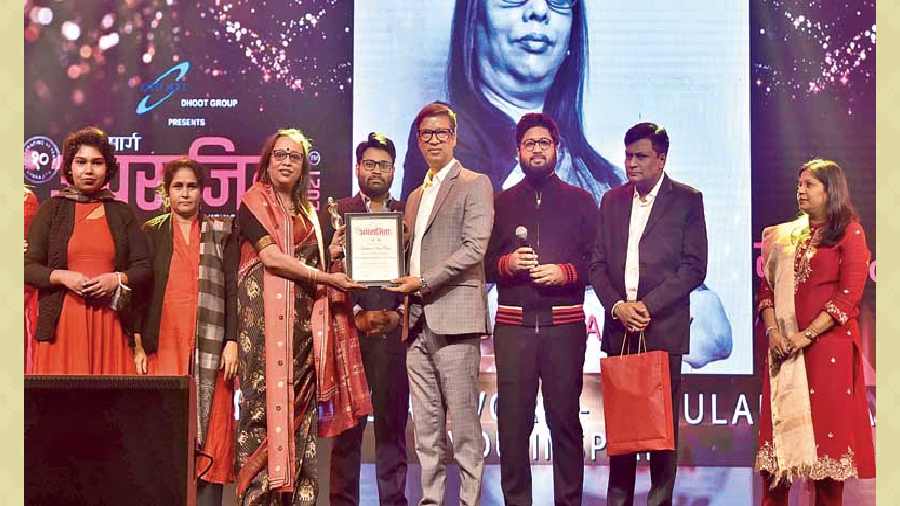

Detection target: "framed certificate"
[344, 212, 405, 286]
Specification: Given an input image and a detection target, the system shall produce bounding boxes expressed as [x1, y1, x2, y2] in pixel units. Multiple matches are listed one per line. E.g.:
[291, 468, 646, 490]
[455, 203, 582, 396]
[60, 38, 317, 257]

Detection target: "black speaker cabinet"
[25, 375, 197, 506]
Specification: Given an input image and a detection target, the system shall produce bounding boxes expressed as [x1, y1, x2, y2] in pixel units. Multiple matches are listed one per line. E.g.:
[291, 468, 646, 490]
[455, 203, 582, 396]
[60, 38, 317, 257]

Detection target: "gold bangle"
[765, 326, 778, 337]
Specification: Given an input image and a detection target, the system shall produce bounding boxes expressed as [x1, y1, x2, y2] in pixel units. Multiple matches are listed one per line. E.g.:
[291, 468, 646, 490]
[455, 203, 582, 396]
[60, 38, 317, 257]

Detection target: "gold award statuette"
[327, 196, 344, 229]
[327, 196, 347, 270]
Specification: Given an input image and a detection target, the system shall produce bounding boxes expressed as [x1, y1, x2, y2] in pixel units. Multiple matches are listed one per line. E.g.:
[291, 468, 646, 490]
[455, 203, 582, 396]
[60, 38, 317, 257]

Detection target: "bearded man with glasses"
[485, 112, 598, 506]
[324, 132, 410, 506]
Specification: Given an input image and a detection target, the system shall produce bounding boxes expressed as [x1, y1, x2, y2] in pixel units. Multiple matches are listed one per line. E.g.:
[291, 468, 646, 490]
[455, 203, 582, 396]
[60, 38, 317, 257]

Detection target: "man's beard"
[522, 158, 556, 180]
[362, 177, 390, 198]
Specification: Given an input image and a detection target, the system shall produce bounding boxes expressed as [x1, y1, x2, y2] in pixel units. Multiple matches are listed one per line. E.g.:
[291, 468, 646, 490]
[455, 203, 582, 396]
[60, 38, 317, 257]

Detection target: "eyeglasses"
[497, 0, 577, 12]
[521, 138, 555, 152]
[418, 128, 454, 142]
[272, 149, 304, 163]
[361, 159, 394, 172]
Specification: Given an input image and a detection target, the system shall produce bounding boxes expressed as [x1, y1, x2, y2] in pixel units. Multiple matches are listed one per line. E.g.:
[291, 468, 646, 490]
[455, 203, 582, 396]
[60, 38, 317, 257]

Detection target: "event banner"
[25, 1, 355, 214]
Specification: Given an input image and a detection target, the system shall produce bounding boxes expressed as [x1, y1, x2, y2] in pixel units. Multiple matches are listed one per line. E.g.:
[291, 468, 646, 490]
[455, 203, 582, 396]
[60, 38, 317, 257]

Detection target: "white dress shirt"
[623, 173, 665, 301]
[409, 159, 456, 278]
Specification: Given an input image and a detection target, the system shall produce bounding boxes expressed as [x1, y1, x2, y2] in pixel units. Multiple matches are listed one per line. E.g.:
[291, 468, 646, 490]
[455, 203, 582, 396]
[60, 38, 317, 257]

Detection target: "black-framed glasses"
[521, 138, 554, 152]
[273, 149, 304, 163]
[497, 0, 577, 12]
[418, 128, 454, 142]
[361, 159, 394, 172]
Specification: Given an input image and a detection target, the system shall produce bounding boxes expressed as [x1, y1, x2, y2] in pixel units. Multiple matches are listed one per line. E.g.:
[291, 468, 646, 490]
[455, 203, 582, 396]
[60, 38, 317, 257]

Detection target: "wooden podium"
[25, 375, 197, 506]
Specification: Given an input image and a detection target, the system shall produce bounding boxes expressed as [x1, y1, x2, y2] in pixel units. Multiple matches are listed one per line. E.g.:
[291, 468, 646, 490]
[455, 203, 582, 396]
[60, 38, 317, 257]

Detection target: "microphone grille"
[514, 226, 528, 241]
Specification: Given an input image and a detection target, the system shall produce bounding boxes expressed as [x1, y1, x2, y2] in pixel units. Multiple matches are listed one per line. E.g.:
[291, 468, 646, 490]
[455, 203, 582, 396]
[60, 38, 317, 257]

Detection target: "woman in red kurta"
[133, 158, 238, 506]
[755, 159, 874, 505]
[147, 216, 200, 376]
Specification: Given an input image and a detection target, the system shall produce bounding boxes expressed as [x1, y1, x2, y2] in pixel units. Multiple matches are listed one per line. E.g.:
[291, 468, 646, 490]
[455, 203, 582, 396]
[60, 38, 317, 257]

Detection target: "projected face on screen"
[476, 0, 574, 89]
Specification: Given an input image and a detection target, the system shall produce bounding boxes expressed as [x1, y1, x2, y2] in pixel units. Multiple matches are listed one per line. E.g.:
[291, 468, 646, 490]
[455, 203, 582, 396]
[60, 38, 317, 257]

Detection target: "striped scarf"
[193, 214, 233, 445]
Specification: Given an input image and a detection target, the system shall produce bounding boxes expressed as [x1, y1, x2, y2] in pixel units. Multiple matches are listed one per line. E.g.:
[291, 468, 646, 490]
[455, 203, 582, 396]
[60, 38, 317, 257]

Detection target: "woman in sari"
[25, 126, 151, 375]
[756, 159, 874, 504]
[234, 129, 372, 505]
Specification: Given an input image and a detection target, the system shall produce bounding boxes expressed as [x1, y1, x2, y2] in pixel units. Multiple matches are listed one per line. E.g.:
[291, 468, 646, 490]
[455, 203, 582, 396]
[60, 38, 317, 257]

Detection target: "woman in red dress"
[132, 158, 238, 506]
[25, 126, 151, 375]
[756, 159, 875, 504]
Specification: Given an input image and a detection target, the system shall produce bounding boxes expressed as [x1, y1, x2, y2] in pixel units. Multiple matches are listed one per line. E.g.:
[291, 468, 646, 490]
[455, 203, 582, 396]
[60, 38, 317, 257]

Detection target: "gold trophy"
[326, 196, 347, 270]
[326, 196, 343, 229]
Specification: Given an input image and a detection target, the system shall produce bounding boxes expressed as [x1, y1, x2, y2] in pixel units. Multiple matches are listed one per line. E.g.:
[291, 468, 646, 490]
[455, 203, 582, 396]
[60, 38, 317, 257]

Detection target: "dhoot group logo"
[136, 61, 190, 115]
[24, 136, 61, 184]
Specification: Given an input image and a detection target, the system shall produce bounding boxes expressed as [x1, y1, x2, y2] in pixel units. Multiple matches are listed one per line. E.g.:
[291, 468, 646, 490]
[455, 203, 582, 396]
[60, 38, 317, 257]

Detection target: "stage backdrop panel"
[353, 0, 752, 376]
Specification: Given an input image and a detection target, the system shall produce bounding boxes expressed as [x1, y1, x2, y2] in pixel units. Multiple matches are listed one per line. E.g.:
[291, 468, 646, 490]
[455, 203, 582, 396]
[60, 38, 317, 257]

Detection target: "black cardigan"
[24, 197, 152, 342]
[135, 213, 238, 353]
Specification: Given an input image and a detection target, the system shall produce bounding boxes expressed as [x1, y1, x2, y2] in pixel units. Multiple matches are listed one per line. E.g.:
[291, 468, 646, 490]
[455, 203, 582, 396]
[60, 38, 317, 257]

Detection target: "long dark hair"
[446, 0, 621, 191]
[799, 159, 858, 246]
[255, 129, 313, 213]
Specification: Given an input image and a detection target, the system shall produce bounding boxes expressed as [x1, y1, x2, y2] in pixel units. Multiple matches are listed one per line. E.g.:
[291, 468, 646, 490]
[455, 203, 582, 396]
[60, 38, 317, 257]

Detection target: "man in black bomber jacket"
[485, 113, 598, 506]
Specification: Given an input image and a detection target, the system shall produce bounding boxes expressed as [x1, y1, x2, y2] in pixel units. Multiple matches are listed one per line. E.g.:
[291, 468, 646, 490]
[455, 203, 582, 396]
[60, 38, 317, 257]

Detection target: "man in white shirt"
[589, 123, 708, 506]
[386, 102, 494, 506]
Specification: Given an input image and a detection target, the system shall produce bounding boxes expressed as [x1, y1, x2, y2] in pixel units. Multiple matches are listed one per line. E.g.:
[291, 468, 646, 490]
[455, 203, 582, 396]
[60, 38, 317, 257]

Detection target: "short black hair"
[624, 122, 669, 155]
[162, 157, 207, 193]
[515, 112, 560, 147]
[355, 132, 396, 164]
[61, 126, 119, 185]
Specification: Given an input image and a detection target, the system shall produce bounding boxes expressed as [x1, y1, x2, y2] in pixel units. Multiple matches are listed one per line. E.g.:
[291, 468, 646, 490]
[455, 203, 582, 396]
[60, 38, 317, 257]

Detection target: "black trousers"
[494, 322, 587, 506]
[196, 480, 222, 506]
[329, 333, 409, 506]
[606, 352, 682, 506]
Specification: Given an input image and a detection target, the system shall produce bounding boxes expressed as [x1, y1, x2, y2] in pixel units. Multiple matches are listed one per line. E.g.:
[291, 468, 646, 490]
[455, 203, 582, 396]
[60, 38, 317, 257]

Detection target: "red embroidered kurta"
[757, 221, 875, 480]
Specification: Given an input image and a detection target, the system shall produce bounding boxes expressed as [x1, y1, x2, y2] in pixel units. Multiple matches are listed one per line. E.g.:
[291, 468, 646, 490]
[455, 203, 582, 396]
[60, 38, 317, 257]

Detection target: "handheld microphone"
[514, 225, 531, 250]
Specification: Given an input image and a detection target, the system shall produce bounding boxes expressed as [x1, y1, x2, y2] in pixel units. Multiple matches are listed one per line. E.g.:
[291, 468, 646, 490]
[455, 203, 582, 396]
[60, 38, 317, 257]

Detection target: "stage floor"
[218, 439, 875, 505]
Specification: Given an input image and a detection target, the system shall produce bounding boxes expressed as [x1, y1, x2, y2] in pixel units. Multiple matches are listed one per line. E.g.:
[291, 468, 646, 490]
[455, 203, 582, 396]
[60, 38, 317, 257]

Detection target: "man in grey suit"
[386, 102, 494, 505]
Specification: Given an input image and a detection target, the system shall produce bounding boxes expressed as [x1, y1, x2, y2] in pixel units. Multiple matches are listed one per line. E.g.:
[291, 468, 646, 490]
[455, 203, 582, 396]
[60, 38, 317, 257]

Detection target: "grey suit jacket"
[404, 160, 494, 335]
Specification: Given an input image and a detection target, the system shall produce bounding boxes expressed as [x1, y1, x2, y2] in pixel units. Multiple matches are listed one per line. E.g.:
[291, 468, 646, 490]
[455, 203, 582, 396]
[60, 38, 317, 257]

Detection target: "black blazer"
[24, 197, 152, 342]
[135, 213, 238, 354]
[589, 174, 708, 355]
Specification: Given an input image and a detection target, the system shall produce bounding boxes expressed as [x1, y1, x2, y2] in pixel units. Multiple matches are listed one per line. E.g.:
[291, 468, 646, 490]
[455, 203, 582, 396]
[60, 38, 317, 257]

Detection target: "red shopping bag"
[600, 331, 675, 456]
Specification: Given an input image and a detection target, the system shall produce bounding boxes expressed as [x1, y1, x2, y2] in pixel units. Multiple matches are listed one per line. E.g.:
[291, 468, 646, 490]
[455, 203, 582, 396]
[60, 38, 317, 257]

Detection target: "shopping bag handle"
[620, 330, 648, 356]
